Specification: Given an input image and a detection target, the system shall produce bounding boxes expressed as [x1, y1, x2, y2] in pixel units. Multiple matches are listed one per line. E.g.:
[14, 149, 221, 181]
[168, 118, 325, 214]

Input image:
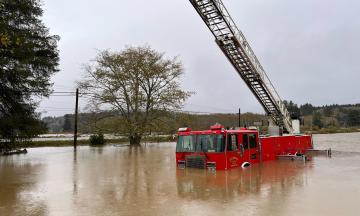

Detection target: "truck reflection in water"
[176, 160, 313, 200]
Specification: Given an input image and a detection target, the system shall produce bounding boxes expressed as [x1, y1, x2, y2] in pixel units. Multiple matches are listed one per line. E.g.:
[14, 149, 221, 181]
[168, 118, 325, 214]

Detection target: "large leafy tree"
[79, 46, 192, 145]
[0, 0, 59, 147]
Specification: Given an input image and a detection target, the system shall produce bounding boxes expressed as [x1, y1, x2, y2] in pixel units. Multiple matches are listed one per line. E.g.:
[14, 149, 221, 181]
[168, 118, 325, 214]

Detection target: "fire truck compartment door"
[226, 133, 241, 168]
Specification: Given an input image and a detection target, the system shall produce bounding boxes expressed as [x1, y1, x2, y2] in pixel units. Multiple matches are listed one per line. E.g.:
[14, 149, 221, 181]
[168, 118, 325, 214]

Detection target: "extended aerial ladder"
[189, 0, 294, 133]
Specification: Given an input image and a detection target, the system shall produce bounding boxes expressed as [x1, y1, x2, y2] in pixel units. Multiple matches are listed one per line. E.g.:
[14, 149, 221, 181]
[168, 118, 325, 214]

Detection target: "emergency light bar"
[178, 127, 191, 132]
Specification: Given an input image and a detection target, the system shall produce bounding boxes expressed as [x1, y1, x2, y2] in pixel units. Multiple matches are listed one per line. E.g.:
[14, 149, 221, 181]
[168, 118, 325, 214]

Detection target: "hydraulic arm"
[189, 0, 294, 133]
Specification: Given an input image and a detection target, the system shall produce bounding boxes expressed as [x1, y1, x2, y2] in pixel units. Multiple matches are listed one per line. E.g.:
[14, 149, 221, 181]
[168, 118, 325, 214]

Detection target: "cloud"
[39, 0, 360, 116]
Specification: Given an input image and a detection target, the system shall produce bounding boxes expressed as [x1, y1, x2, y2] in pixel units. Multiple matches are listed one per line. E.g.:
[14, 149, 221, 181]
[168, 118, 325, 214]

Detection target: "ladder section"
[189, 0, 293, 133]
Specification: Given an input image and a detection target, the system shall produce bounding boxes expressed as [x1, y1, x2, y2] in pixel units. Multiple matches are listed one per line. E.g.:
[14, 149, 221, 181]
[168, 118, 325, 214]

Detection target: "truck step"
[306, 148, 332, 157]
[277, 154, 307, 161]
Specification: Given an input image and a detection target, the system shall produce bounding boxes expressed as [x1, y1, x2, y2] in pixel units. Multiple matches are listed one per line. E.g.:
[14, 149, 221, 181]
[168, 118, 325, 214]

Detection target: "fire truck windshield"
[176, 134, 225, 153]
[176, 135, 195, 152]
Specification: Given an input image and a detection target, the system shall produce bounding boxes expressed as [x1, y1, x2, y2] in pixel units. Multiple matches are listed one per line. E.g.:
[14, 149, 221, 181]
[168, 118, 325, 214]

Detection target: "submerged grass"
[305, 127, 360, 134]
[16, 135, 175, 148]
[8, 128, 360, 149]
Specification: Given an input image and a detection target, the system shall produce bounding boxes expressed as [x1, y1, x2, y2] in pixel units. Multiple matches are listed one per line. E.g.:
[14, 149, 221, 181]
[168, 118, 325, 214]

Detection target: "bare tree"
[78, 46, 192, 145]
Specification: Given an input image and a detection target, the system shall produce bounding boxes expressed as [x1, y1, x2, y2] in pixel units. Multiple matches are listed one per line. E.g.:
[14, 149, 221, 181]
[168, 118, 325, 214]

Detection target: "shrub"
[89, 133, 106, 146]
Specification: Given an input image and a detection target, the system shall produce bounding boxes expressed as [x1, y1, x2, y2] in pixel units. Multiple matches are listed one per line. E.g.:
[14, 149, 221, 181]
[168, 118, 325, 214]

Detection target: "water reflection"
[0, 156, 48, 216]
[89, 146, 104, 154]
[72, 150, 78, 196]
[1, 135, 360, 216]
[176, 161, 312, 201]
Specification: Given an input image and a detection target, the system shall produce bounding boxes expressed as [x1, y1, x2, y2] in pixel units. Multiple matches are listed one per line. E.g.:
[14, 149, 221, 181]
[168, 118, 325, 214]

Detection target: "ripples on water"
[0, 133, 360, 216]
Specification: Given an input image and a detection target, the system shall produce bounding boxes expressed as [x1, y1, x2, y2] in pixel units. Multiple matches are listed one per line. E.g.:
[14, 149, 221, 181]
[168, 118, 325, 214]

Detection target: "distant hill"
[42, 102, 360, 134]
[284, 101, 360, 128]
[42, 111, 267, 134]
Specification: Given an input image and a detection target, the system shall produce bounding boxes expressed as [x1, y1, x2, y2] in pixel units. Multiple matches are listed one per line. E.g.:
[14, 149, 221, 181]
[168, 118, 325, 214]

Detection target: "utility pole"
[73, 88, 79, 150]
[238, 108, 241, 127]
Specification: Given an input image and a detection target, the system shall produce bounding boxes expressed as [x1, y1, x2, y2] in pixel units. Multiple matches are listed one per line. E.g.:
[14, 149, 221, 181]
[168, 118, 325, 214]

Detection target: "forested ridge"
[43, 102, 360, 134]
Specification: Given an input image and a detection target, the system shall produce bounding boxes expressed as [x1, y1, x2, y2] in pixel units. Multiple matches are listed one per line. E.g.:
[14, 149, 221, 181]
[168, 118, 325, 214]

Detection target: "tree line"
[42, 101, 360, 135]
[284, 101, 360, 128]
[43, 111, 268, 135]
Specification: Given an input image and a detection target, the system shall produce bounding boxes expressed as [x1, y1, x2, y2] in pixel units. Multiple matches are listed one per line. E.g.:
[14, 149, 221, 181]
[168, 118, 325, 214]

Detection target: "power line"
[46, 95, 76, 97]
[38, 108, 74, 111]
[51, 91, 76, 94]
[39, 90, 239, 115]
[185, 103, 235, 113]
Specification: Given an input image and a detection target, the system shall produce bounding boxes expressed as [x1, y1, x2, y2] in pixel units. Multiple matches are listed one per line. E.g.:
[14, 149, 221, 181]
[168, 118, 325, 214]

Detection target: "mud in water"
[1, 133, 360, 216]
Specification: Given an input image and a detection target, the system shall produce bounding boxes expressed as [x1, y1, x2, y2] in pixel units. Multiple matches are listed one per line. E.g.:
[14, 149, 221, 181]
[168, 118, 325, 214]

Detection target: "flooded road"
[1, 133, 360, 216]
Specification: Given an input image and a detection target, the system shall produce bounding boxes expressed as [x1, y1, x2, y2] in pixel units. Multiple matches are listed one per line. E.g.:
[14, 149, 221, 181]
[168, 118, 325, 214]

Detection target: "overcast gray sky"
[39, 0, 360, 116]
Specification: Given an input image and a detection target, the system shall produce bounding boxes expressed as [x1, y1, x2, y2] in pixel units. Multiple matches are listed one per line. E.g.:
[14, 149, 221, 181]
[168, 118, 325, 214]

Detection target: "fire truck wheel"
[241, 162, 251, 168]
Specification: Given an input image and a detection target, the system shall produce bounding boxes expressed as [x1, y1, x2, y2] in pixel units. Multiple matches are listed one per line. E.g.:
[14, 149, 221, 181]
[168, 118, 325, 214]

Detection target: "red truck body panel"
[176, 126, 313, 170]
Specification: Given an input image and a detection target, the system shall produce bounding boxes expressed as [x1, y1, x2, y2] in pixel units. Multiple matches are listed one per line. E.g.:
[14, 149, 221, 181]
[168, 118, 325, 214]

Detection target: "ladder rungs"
[192, 0, 293, 133]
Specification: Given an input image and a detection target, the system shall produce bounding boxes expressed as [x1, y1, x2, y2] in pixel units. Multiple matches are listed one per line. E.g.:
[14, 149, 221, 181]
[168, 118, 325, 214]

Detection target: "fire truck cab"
[176, 125, 261, 170]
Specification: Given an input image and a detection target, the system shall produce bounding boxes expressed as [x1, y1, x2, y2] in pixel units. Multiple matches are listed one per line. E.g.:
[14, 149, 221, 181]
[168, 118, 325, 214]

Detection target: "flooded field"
[1, 133, 360, 216]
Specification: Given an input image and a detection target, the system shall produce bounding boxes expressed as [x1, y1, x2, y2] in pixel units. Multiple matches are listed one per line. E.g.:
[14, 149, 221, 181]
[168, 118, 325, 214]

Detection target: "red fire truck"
[176, 125, 313, 170]
[179, 0, 316, 170]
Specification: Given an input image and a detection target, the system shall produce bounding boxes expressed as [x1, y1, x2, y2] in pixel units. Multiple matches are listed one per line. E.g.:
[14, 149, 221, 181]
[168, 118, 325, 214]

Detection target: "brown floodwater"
[1, 133, 360, 216]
